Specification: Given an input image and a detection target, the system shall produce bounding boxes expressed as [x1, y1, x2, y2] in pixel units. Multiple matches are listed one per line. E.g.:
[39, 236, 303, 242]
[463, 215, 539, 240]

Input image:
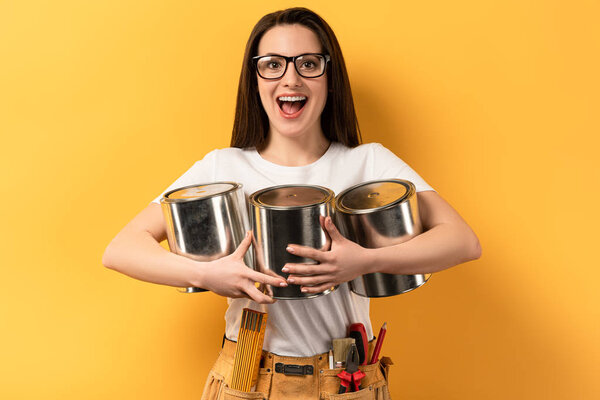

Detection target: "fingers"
[282, 262, 322, 275]
[263, 282, 274, 297]
[247, 269, 288, 288]
[323, 216, 345, 242]
[260, 267, 283, 279]
[286, 244, 327, 262]
[319, 215, 332, 251]
[232, 231, 253, 258]
[287, 274, 333, 286]
[245, 284, 276, 304]
[286, 216, 341, 258]
[301, 282, 336, 294]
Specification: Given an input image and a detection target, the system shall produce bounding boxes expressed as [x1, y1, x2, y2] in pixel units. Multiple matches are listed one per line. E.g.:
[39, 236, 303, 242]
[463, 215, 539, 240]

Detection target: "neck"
[259, 130, 331, 167]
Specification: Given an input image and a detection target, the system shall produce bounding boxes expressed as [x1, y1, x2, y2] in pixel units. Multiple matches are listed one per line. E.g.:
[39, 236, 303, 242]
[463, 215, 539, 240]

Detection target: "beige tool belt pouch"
[201, 339, 393, 400]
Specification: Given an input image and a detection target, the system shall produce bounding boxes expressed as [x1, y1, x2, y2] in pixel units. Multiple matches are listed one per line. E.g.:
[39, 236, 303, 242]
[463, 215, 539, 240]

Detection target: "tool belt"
[201, 338, 393, 400]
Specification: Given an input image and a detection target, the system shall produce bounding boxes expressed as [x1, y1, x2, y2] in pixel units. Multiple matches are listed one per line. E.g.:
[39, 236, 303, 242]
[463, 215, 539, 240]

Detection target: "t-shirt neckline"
[249, 142, 340, 173]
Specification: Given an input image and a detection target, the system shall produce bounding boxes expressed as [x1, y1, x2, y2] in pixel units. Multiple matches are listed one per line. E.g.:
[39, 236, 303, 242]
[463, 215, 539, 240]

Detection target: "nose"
[281, 62, 303, 87]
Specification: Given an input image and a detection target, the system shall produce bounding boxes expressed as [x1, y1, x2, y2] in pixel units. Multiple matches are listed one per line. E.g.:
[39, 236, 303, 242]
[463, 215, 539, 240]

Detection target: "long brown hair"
[230, 7, 361, 149]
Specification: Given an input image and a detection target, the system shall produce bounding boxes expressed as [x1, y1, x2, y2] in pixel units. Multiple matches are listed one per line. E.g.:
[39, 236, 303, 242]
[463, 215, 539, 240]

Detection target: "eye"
[297, 55, 321, 72]
[267, 61, 283, 69]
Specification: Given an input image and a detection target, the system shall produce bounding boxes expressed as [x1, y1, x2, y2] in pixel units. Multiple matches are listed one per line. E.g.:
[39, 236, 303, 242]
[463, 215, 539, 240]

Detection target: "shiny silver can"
[249, 185, 335, 299]
[160, 182, 252, 293]
[335, 179, 431, 297]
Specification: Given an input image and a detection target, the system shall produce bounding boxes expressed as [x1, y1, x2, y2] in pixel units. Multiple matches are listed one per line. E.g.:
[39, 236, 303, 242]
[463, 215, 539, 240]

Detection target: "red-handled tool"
[347, 323, 368, 365]
[337, 343, 366, 393]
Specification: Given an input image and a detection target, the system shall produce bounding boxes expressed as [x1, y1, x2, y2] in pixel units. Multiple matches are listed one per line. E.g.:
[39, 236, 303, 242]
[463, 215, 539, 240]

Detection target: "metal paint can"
[160, 182, 252, 293]
[249, 184, 335, 299]
[335, 179, 431, 297]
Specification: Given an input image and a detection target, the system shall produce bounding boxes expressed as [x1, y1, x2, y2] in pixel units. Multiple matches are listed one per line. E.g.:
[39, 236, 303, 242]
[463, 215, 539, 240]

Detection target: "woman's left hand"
[282, 216, 372, 294]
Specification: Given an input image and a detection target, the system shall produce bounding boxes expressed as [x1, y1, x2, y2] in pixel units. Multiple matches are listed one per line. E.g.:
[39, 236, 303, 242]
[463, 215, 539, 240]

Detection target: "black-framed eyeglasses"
[252, 53, 330, 79]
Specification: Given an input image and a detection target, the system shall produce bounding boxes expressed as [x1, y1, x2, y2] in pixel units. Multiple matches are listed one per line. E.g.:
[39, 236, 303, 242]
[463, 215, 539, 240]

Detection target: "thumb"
[232, 231, 253, 258]
[325, 217, 345, 242]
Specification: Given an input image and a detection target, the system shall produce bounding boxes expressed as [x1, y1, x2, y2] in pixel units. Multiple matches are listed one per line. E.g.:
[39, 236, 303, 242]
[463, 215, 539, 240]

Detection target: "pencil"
[369, 322, 387, 364]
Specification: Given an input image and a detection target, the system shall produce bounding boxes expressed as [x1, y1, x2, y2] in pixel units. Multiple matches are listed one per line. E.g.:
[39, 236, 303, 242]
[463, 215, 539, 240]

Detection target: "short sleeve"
[371, 143, 435, 192]
[150, 150, 218, 204]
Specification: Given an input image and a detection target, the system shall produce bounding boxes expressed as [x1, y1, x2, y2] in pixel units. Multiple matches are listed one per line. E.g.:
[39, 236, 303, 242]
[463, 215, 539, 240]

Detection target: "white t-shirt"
[152, 142, 434, 356]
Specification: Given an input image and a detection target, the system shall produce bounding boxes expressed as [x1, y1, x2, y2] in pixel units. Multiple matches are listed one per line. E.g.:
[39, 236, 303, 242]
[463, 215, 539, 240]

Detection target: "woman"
[102, 7, 481, 399]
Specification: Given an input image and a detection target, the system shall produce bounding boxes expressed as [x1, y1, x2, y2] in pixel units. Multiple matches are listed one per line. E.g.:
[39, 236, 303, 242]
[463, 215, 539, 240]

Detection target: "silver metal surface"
[160, 182, 252, 293]
[335, 179, 431, 297]
[250, 185, 335, 299]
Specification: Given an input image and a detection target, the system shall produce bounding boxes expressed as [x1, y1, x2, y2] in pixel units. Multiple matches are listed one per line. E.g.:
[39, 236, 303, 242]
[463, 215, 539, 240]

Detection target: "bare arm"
[102, 203, 287, 303]
[283, 191, 481, 293]
[101, 203, 201, 287]
[367, 190, 481, 275]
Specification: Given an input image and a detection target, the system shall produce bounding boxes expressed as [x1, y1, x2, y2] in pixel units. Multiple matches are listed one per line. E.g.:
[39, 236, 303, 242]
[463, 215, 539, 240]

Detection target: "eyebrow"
[256, 52, 320, 57]
[258, 53, 284, 57]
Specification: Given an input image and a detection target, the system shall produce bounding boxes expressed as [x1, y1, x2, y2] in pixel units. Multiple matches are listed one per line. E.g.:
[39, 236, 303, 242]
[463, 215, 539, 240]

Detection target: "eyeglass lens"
[256, 54, 326, 79]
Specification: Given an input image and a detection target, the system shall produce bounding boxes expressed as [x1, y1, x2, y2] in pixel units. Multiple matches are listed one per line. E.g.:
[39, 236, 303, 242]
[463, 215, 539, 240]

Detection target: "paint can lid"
[336, 179, 415, 213]
[162, 182, 240, 202]
[250, 185, 333, 209]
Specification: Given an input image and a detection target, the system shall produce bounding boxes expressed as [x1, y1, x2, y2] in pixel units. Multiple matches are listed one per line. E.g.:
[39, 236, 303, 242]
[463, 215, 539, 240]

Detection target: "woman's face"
[256, 24, 328, 142]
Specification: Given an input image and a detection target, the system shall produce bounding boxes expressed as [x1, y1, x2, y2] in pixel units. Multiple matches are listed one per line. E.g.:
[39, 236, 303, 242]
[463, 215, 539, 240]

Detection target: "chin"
[270, 116, 322, 140]
[272, 126, 315, 140]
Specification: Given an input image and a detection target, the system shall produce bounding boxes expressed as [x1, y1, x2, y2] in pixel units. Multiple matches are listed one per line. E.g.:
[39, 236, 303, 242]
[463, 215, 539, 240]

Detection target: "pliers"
[337, 343, 366, 393]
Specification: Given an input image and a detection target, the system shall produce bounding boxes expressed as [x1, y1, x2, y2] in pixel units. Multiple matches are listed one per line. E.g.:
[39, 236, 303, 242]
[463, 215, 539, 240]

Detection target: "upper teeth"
[278, 96, 307, 102]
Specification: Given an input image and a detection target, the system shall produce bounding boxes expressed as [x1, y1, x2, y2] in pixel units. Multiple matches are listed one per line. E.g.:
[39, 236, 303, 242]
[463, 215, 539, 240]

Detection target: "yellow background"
[1, 0, 598, 398]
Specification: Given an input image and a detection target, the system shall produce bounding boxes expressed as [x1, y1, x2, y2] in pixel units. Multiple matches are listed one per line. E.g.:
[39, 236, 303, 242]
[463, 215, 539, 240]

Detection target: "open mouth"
[277, 95, 308, 115]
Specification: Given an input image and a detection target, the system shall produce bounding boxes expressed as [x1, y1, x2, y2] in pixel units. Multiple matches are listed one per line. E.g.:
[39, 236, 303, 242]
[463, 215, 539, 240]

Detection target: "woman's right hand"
[199, 231, 287, 304]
